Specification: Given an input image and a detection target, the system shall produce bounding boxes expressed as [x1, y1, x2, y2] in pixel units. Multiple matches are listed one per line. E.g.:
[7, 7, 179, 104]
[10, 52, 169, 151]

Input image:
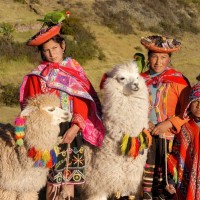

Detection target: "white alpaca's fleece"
[79, 61, 149, 200]
[0, 94, 71, 200]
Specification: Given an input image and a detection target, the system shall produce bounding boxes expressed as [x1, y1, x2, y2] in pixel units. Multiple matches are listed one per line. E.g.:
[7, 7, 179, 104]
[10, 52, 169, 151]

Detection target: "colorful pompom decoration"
[14, 116, 59, 168]
[14, 117, 26, 146]
[120, 129, 151, 159]
[27, 146, 59, 168]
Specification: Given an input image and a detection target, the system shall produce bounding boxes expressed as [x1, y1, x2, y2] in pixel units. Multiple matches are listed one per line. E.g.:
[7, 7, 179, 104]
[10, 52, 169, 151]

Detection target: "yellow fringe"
[139, 133, 146, 152]
[121, 134, 129, 155]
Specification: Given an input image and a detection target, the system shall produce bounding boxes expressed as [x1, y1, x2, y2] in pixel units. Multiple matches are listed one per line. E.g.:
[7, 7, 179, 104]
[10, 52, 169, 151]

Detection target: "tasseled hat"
[183, 83, 200, 118]
[141, 35, 181, 53]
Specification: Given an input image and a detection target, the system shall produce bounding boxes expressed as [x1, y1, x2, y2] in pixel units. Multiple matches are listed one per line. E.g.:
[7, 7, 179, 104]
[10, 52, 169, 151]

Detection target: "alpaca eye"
[119, 77, 125, 81]
[48, 107, 55, 112]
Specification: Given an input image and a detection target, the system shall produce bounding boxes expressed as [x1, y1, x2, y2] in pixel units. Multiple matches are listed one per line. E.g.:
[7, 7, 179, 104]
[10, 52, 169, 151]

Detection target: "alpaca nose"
[62, 112, 72, 121]
[66, 112, 72, 120]
[132, 83, 139, 91]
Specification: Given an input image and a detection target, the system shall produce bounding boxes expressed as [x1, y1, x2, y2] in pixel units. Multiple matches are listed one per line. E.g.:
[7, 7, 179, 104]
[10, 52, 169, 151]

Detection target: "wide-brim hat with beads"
[26, 23, 62, 46]
[183, 83, 200, 119]
[141, 35, 181, 53]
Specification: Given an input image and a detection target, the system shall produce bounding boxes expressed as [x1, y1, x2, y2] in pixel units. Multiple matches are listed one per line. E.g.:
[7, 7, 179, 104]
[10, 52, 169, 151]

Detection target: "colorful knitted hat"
[26, 23, 62, 46]
[141, 35, 181, 53]
[183, 83, 200, 118]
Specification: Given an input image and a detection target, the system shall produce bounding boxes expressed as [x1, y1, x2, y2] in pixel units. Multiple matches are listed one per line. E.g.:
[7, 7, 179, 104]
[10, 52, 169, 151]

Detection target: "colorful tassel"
[139, 133, 146, 154]
[46, 157, 53, 168]
[167, 154, 178, 183]
[143, 128, 152, 147]
[34, 150, 42, 161]
[121, 134, 130, 155]
[173, 167, 178, 184]
[50, 149, 57, 164]
[129, 138, 136, 158]
[168, 140, 173, 153]
[125, 137, 132, 155]
[28, 147, 36, 158]
[27, 146, 59, 168]
[16, 139, 24, 146]
[42, 150, 51, 162]
[14, 116, 26, 146]
[120, 130, 150, 159]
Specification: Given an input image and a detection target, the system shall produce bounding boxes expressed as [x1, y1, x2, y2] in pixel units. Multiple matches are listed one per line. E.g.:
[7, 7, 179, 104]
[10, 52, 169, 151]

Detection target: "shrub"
[158, 21, 179, 36]
[178, 18, 200, 34]
[93, 1, 134, 35]
[103, 10, 134, 35]
[0, 36, 41, 63]
[0, 23, 14, 38]
[30, 0, 40, 3]
[13, 0, 26, 3]
[93, 0, 200, 35]
[0, 19, 105, 66]
[61, 16, 106, 63]
[0, 84, 19, 106]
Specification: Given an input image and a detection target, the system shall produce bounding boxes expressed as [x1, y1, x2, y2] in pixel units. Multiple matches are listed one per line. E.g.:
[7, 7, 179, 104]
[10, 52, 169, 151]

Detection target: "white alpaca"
[79, 61, 150, 200]
[0, 94, 71, 200]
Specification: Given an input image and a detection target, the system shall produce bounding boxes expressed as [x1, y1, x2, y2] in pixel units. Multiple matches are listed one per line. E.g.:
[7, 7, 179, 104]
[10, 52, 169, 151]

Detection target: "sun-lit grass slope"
[0, 0, 199, 124]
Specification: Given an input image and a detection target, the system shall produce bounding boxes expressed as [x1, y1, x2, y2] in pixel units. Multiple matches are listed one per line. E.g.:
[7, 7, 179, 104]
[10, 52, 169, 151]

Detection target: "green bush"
[93, 1, 134, 35]
[0, 36, 41, 63]
[0, 23, 14, 38]
[13, 0, 26, 3]
[61, 16, 105, 63]
[93, 0, 200, 35]
[0, 84, 19, 106]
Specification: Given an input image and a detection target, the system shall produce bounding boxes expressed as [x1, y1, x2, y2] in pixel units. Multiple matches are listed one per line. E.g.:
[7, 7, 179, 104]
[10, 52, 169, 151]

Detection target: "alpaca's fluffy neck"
[24, 122, 59, 151]
[103, 87, 149, 141]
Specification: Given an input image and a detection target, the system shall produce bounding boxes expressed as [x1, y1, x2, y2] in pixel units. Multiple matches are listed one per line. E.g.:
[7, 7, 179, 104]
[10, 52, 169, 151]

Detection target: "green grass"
[0, 0, 200, 123]
[0, 105, 20, 124]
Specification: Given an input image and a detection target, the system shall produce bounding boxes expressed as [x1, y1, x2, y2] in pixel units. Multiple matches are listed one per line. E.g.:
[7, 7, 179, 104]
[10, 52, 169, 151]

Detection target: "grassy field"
[0, 0, 200, 124]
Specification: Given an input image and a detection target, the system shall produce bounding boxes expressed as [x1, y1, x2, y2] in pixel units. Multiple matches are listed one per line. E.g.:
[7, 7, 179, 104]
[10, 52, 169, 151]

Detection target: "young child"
[167, 83, 200, 200]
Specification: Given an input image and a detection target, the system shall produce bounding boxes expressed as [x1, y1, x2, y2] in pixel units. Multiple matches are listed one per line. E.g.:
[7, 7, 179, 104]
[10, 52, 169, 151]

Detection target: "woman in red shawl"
[20, 23, 104, 200]
[140, 35, 191, 200]
[167, 83, 200, 200]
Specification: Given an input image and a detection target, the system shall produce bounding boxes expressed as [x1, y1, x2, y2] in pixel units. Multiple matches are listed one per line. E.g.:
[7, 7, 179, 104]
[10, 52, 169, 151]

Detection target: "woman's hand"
[151, 120, 173, 135]
[62, 124, 80, 144]
[165, 184, 176, 194]
[148, 121, 155, 133]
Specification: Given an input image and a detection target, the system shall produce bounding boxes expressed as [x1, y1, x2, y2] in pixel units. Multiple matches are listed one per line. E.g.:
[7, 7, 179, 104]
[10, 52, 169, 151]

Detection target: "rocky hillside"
[3, 0, 200, 33]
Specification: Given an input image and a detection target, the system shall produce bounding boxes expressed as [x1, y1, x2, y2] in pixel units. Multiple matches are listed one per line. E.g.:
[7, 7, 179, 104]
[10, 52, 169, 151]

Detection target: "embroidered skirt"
[47, 123, 85, 185]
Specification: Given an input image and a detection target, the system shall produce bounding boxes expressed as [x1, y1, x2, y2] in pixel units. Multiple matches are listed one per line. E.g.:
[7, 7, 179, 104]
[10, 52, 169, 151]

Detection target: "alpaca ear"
[106, 71, 113, 78]
[20, 106, 36, 117]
